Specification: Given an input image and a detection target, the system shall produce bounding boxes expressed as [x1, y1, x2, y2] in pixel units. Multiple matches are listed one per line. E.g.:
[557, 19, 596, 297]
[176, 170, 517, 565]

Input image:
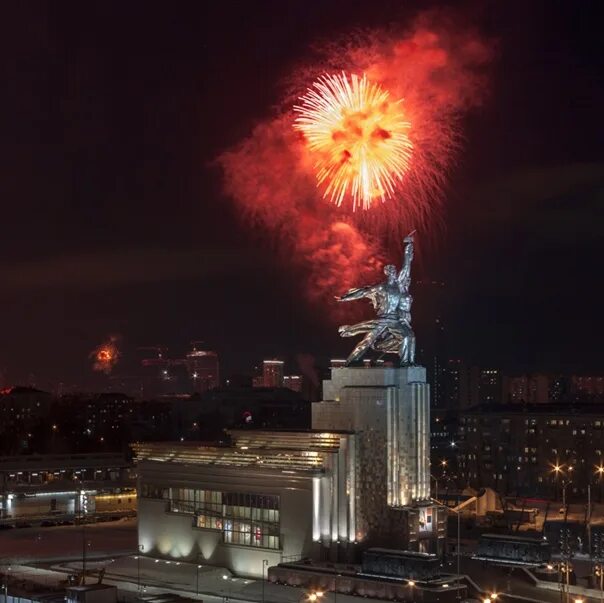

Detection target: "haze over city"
[0, 3, 603, 603]
[0, 1, 602, 391]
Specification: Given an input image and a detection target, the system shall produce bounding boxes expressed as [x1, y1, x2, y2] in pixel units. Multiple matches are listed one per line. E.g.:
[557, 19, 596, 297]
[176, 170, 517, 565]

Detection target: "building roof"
[132, 430, 353, 474]
[463, 402, 604, 416]
[366, 547, 438, 559]
[0, 385, 49, 396]
[0, 452, 129, 471]
[67, 585, 117, 592]
[480, 533, 549, 543]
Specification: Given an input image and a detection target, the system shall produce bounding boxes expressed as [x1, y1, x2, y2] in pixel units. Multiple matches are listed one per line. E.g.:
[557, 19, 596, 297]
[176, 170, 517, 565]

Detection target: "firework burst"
[294, 72, 413, 211]
[217, 11, 491, 313]
[91, 335, 121, 374]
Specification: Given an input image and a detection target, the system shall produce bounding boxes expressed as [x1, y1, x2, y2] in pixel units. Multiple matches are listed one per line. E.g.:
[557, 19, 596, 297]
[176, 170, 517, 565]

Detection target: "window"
[221, 492, 280, 549]
[166, 488, 282, 550]
[141, 485, 169, 499]
[169, 488, 197, 514]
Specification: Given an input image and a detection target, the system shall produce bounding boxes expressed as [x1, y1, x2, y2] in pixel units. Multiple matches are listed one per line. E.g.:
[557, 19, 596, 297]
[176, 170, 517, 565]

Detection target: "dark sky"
[0, 1, 602, 389]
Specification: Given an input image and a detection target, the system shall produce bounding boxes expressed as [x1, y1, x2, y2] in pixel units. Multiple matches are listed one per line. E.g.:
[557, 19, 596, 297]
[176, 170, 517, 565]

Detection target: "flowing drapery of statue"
[337, 232, 416, 366]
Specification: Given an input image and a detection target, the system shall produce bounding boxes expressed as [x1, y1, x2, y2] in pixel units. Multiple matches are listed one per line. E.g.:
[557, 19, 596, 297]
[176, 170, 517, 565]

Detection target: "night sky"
[0, 1, 602, 389]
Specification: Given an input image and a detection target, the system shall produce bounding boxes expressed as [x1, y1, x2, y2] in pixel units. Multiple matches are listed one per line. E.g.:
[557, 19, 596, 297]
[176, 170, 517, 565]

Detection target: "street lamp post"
[431, 474, 439, 503]
[595, 564, 604, 603]
[137, 545, 144, 593]
[597, 465, 604, 503]
[456, 507, 461, 600]
[196, 558, 202, 598]
[261, 559, 268, 603]
[431, 498, 461, 601]
[221, 574, 230, 602]
[78, 488, 87, 585]
[562, 479, 571, 514]
[552, 464, 563, 501]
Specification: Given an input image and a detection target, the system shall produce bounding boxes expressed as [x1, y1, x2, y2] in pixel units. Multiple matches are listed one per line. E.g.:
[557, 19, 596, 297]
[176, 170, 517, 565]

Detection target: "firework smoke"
[218, 10, 491, 315]
[91, 335, 121, 374]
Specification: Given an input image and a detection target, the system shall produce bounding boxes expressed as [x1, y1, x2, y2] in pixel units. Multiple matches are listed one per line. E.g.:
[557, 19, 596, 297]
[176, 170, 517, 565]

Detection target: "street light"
[221, 575, 231, 602]
[196, 557, 203, 597]
[261, 559, 269, 603]
[137, 545, 144, 593]
[595, 465, 604, 504]
[595, 564, 604, 603]
[431, 474, 440, 503]
[431, 498, 461, 601]
[558, 561, 574, 603]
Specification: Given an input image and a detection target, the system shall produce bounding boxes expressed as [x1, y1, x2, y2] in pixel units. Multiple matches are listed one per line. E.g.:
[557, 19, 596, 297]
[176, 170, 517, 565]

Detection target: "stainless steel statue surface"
[337, 232, 416, 366]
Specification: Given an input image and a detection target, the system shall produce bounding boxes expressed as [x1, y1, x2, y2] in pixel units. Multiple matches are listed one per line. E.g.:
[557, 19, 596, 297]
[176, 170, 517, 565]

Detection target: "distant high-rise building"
[506, 373, 551, 404]
[571, 376, 604, 398]
[139, 346, 170, 398]
[470, 367, 503, 405]
[435, 362, 504, 409]
[457, 401, 604, 500]
[262, 360, 284, 388]
[283, 375, 303, 393]
[186, 348, 219, 393]
[437, 359, 470, 410]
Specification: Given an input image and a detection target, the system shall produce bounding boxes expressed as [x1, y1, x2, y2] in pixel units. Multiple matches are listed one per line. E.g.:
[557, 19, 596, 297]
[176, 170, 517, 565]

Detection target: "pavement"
[0, 517, 137, 562]
[0, 521, 381, 602]
[4, 519, 604, 603]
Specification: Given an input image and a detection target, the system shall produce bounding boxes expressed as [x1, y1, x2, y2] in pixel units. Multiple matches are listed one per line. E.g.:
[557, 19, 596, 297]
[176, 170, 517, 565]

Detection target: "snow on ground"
[0, 521, 400, 602]
[0, 518, 137, 562]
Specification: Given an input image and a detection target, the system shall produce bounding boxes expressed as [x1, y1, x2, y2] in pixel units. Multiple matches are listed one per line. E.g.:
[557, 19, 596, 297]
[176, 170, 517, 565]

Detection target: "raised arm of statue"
[398, 232, 415, 289]
[336, 286, 373, 303]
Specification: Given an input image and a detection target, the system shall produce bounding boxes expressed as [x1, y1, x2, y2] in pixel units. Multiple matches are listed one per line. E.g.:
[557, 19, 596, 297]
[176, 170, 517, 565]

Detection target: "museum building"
[134, 365, 445, 577]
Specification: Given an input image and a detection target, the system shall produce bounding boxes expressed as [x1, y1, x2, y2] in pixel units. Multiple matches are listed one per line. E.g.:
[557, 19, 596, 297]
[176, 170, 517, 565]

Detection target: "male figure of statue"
[337, 232, 416, 366]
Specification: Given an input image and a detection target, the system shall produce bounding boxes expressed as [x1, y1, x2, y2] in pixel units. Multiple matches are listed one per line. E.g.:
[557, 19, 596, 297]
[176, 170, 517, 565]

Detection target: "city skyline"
[1, 2, 604, 601]
[0, 2, 602, 383]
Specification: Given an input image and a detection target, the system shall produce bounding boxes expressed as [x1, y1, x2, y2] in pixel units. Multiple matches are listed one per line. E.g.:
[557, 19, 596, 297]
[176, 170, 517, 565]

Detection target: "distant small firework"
[294, 72, 413, 211]
[91, 335, 120, 374]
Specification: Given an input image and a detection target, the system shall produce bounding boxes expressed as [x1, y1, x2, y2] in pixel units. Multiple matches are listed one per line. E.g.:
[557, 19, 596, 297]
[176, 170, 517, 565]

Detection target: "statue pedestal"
[313, 366, 445, 555]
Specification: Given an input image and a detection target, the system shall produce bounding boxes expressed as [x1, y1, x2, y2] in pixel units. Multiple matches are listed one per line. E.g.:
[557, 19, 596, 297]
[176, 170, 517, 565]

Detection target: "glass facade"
[142, 486, 281, 550]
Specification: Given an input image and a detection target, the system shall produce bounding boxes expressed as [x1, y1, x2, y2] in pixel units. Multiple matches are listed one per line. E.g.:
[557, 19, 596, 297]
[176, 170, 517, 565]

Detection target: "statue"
[337, 232, 416, 366]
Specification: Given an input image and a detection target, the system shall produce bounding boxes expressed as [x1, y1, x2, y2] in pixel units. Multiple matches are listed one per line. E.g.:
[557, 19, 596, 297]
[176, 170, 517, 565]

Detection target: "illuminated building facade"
[186, 349, 219, 393]
[458, 402, 604, 499]
[283, 374, 302, 392]
[261, 360, 284, 388]
[135, 364, 445, 576]
[134, 430, 356, 574]
[0, 453, 136, 526]
[315, 366, 444, 552]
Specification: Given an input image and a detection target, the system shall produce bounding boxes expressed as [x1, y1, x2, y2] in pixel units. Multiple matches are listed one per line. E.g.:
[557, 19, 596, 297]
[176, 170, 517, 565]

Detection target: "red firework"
[91, 335, 121, 374]
[218, 11, 491, 314]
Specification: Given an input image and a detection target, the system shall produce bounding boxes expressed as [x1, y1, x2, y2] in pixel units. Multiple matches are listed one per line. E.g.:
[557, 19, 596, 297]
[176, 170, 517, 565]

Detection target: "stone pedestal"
[313, 366, 445, 555]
